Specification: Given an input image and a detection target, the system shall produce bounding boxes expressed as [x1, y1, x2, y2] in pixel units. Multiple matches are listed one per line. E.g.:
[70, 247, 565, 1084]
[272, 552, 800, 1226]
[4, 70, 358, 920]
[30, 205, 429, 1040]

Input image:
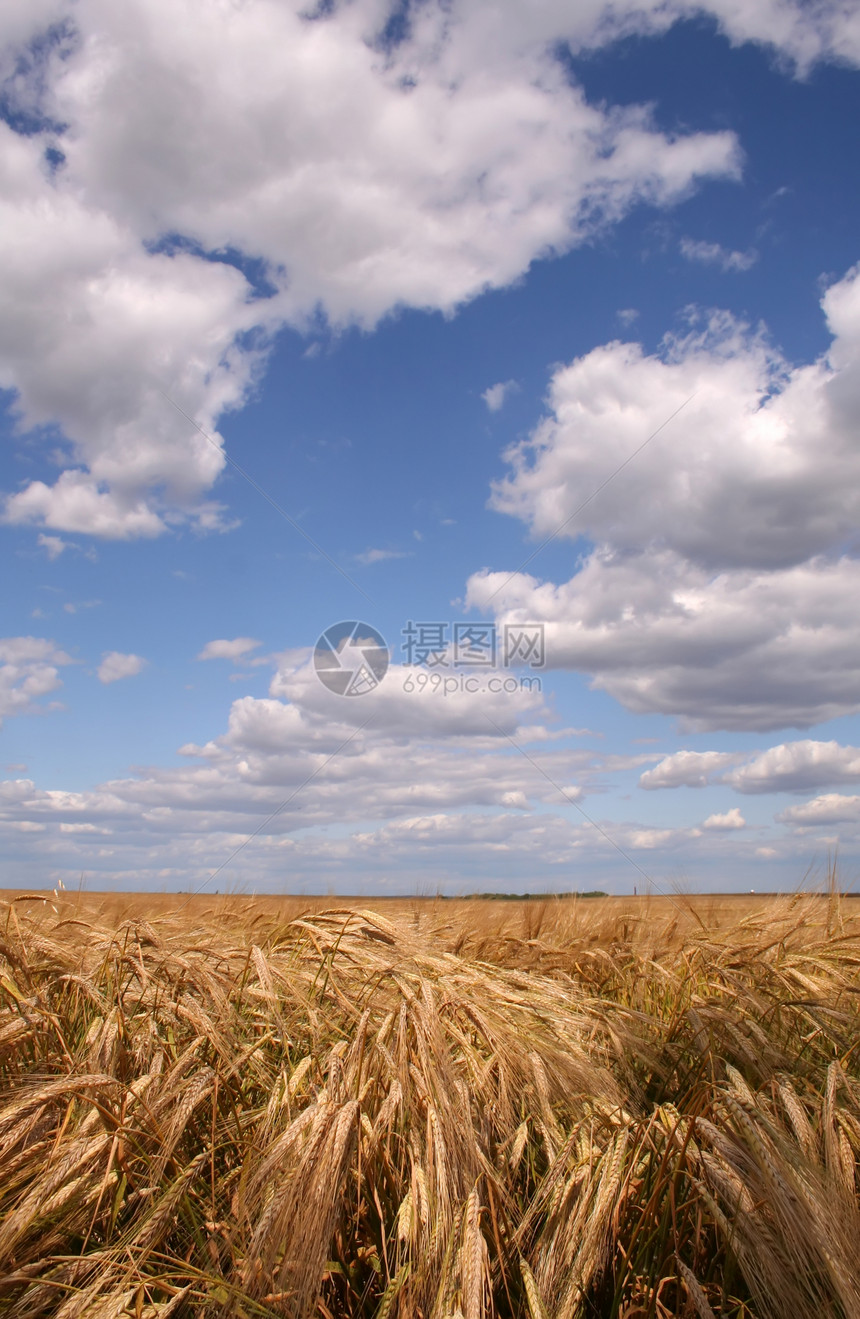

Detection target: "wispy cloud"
[38, 533, 69, 560]
[355, 548, 411, 566]
[482, 380, 519, 413]
[680, 237, 758, 272]
[37, 533, 96, 563]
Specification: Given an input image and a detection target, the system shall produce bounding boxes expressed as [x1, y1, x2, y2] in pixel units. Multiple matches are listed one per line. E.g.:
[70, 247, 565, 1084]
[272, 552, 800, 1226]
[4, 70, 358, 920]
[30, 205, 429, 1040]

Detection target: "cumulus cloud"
[640, 750, 741, 789]
[703, 807, 745, 830]
[680, 237, 757, 271]
[777, 794, 860, 826]
[3, 0, 857, 551]
[42, 3, 742, 321]
[642, 739, 860, 796]
[0, 639, 829, 887]
[0, 116, 263, 540]
[0, 672, 574, 883]
[0, 0, 763, 543]
[0, 0, 856, 550]
[469, 264, 860, 730]
[0, 644, 679, 887]
[97, 651, 147, 684]
[468, 553, 860, 731]
[268, 652, 549, 740]
[483, 380, 518, 412]
[0, 727, 721, 888]
[625, 827, 679, 850]
[725, 740, 860, 794]
[0, 636, 72, 726]
[489, 271, 860, 573]
[197, 637, 262, 663]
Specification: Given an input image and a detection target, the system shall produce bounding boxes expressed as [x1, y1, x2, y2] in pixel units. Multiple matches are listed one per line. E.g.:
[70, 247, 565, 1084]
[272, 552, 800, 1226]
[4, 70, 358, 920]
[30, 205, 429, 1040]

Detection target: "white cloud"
[0, 0, 856, 547]
[0, 636, 72, 727]
[0, 726, 730, 888]
[344, 810, 701, 867]
[777, 794, 860, 826]
[37, 533, 69, 560]
[0, 0, 751, 541]
[617, 308, 639, 326]
[642, 739, 860, 797]
[703, 807, 745, 830]
[625, 827, 678, 850]
[351, 812, 558, 855]
[435, 0, 860, 77]
[680, 237, 758, 272]
[483, 380, 518, 413]
[268, 652, 549, 740]
[97, 651, 147, 684]
[0, 736, 578, 881]
[640, 750, 740, 789]
[468, 553, 860, 731]
[468, 264, 860, 730]
[354, 548, 411, 565]
[0, 647, 634, 885]
[0, 643, 835, 888]
[698, 0, 860, 71]
[0, 116, 263, 540]
[197, 637, 262, 663]
[489, 271, 860, 572]
[725, 740, 860, 794]
[46, 2, 742, 325]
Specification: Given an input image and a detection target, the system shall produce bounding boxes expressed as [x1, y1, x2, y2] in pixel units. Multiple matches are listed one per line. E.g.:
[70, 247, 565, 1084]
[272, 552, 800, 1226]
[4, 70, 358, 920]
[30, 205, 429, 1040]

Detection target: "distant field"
[0, 886, 793, 927]
[2, 889, 859, 1317]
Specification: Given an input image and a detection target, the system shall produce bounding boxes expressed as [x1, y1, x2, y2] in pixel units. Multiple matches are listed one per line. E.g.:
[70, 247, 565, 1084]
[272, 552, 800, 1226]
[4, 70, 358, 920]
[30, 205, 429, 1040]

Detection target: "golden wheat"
[0, 892, 859, 1317]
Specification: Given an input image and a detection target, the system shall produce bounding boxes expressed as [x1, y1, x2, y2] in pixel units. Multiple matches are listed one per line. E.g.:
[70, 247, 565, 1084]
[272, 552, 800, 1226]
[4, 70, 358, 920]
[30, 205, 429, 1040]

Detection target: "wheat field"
[2, 890, 860, 1318]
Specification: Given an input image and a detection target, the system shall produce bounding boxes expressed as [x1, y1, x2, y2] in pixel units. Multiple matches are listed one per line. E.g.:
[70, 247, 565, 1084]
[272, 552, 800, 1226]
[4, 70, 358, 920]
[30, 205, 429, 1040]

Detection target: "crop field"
[2, 890, 860, 1319]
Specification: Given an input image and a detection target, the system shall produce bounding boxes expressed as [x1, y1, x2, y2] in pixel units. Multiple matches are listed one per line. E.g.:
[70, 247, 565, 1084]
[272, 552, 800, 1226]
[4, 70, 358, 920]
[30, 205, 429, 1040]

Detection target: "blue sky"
[2, 1, 860, 894]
